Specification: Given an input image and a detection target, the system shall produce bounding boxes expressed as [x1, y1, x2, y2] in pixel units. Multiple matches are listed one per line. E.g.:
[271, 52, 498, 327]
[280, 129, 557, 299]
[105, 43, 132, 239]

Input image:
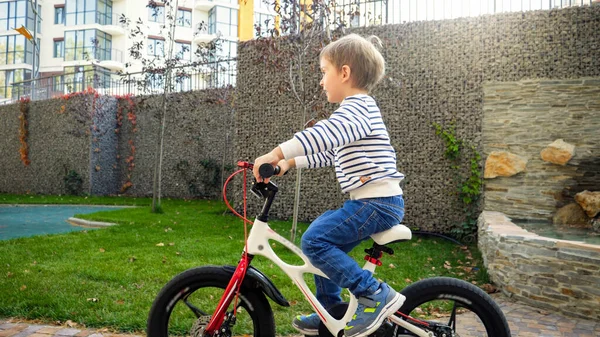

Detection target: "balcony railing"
[8, 59, 237, 102]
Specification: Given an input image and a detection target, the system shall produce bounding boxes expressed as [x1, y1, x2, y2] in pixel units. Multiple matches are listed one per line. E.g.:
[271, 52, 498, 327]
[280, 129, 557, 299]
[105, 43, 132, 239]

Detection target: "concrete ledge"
[67, 217, 116, 228]
[478, 211, 600, 320]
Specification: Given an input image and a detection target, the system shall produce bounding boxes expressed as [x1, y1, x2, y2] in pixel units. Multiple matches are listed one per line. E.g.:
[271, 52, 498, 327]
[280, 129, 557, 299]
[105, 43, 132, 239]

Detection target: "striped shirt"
[279, 94, 404, 199]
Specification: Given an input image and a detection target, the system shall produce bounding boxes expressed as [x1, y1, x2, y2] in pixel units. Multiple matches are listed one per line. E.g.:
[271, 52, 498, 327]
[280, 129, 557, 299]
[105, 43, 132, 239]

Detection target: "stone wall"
[0, 90, 235, 199]
[119, 90, 235, 199]
[483, 79, 600, 221]
[0, 96, 93, 195]
[235, 5, 600, 231]
[478, 211, 600, 320]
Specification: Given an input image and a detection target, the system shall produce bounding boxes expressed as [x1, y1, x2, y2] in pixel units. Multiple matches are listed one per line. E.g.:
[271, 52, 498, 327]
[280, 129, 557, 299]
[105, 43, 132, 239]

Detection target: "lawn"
[0, 194, 490, 335]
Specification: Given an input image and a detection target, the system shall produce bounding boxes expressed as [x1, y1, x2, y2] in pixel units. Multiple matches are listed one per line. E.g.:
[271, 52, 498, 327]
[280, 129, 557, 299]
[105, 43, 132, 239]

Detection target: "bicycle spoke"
[183, 298, 207, 318]
[449, 301, 458, 331]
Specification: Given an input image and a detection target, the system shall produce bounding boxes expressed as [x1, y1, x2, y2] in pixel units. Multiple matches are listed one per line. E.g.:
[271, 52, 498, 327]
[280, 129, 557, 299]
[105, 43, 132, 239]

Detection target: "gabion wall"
[0, 90, 234, 199]
[0, 97, 92, 195]
[119, 90, 235, 199]
[235, 6, 600, 232]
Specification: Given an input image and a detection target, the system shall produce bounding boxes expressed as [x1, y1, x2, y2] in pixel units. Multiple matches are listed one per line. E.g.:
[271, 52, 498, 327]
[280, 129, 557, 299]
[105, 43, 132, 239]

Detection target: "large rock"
[553, 203, 590, 227]
[484, 151, 528, 179]
[575, 191, 600, 218]
[540, 139, 575, 165]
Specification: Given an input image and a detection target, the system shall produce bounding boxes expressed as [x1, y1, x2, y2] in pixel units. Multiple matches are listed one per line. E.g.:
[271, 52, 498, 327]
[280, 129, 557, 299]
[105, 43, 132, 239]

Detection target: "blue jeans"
[301, 195, 405, 309]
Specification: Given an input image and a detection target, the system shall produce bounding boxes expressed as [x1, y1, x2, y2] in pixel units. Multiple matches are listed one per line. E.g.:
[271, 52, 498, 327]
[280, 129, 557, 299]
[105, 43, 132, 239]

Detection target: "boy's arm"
[294, 150, 335, 169]
[279, 101, 372, 159]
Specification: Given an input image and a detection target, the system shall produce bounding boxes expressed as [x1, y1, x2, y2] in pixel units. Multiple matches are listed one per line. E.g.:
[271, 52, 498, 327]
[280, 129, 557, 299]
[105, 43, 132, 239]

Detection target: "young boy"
[253, 34, 405, 337]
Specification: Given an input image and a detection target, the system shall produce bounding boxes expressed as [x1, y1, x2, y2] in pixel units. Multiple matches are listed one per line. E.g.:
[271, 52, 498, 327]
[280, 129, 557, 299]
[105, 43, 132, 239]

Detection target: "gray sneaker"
[344, 283, 405, 337]
[292, 313, 320, 336]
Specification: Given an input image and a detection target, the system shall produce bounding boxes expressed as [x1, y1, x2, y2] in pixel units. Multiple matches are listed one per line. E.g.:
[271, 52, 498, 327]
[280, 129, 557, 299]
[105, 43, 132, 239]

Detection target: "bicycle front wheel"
[147, 265, 275, 337]
[394, 277, 510, 337]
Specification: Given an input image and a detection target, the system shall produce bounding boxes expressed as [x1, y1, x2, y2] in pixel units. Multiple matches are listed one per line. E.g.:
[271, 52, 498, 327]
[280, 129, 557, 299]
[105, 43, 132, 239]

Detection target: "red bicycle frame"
[203, 161, 254, 335]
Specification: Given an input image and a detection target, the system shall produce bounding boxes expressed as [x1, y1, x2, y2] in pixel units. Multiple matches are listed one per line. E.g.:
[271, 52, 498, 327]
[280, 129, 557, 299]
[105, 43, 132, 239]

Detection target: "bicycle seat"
[370, 225, 412, 245]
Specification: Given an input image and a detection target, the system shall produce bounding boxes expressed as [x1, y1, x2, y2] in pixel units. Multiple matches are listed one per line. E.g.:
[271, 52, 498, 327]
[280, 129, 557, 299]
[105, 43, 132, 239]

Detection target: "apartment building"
[0, 0, 278, 101]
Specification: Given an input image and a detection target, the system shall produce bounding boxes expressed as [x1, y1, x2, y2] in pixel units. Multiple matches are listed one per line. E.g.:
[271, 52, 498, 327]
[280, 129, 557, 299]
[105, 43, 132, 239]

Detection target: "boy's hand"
[253, 148, 284, 182]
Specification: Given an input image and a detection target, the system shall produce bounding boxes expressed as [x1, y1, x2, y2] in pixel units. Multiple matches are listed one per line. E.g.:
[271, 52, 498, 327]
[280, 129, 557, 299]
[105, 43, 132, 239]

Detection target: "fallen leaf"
[66, 320, 78, 328]
[7, 272, 13, 278]
[389, 263, 396, 269]
[20, 285, 27, 291]
[461, 246, 469, 250]
[471, 281, 478, 285]
[115, 299, 125, 305]
[156, 243, 165, 247]
[427, 257, 433, 262]
[289, 300, 298, 306]
[169, 242, 175, 246]
[176, 252, 181, 255]
[99, 248, 105, 253]
[404, 278, 412, 283]
[481, 283, 498, 294]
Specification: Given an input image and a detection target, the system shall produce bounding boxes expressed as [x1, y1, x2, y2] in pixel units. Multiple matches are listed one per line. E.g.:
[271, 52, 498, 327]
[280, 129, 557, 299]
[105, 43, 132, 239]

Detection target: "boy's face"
[319, 57, 346, 103]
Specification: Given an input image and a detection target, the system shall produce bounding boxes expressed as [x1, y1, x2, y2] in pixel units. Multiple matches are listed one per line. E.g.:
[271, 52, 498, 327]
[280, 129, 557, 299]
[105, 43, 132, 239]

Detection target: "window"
[148, 38, 164, 57]
[64, 29, 112, 61]
[148, 5, 165, 23]
[0, 69, 31, 99]
[254, 12, 275, 37]
[175, 42, 191, 61]
[255, 0, 272, 11]
[208, 6, 238, 37]
[0, 0, 27, 31]
[97, 0, 113, 25]
[65, 0, 113, 25]
[54, 40, 64, 58]
[55, 7, 65, 24]
[0, 35, 35, 65]
[176, 8, 192, 27]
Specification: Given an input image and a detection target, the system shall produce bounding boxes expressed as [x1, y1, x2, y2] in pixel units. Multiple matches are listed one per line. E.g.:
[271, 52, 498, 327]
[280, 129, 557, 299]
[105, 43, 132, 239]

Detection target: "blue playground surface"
[0, 205, 124, 240]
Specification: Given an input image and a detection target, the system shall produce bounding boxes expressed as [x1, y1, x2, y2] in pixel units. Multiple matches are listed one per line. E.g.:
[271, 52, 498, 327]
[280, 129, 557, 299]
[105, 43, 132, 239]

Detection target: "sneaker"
[344, 283, 406, 337]
[292, 313, 320, 336]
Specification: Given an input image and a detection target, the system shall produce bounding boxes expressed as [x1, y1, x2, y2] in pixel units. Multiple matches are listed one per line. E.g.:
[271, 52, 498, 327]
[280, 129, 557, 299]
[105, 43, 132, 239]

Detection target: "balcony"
[98, 49, 124, 71]
[97, 12, 126, 36]
[193, 23, 217, 44]
[195, 0, 216, 11]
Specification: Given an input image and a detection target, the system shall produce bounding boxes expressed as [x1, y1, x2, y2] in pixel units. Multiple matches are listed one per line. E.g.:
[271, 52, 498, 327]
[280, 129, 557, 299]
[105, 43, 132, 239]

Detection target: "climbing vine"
[18, 97, 31, 166]
[433, 122, 483, 241]
[115, 94, 137, 193]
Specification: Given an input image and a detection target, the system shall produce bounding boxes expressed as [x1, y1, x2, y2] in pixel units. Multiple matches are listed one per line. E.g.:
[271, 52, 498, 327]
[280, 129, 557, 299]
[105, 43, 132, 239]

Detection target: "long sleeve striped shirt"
[279, 94, 404, 200]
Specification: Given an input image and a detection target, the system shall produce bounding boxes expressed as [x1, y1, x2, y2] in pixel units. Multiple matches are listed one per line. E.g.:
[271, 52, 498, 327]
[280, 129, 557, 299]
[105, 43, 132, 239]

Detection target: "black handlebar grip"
[259, 164, 280, 178]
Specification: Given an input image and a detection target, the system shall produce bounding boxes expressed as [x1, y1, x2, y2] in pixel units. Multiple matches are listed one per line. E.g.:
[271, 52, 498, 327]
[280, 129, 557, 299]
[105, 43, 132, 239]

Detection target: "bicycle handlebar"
[258, 164, 281, 179]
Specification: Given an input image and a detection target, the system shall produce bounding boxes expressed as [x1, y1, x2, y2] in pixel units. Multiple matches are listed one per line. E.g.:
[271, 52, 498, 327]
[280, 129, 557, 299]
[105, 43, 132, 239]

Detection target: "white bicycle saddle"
[370, 225, 412, 245]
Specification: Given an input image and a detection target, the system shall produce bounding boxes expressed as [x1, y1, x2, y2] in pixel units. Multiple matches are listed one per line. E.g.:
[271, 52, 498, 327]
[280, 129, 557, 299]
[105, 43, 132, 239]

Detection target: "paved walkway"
[1, 294, 599, 337]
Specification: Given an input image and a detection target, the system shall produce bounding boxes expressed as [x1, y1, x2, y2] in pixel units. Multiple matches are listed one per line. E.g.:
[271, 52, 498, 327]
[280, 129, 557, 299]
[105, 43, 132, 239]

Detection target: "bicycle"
[147, 161, 511, 337]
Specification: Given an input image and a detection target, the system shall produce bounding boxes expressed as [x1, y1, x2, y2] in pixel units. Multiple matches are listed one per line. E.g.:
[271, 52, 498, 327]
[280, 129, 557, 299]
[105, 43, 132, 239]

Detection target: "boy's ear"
[340, 65, 351, 83]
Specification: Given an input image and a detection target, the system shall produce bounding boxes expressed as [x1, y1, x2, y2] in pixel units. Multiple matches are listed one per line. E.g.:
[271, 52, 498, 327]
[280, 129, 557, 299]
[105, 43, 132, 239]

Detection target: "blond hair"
[320, 34, 385, 92]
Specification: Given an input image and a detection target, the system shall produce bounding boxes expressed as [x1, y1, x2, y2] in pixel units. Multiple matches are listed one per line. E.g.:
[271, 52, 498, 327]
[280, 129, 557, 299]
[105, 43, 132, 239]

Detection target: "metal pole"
[31, 0, 39, 99]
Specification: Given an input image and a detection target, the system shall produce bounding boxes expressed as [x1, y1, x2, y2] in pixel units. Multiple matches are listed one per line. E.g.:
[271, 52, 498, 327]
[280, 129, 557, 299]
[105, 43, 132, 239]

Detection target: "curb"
[67, 217, 116, 228]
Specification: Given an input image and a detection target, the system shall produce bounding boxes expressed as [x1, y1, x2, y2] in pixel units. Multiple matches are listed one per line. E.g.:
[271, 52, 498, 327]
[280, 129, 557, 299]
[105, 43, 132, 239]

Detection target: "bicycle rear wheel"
[392, 277, 510, 337]
[147, 265, 275, 337]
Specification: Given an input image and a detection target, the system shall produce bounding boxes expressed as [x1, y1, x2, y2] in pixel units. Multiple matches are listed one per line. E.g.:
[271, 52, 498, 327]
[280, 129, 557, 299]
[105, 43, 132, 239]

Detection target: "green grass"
[0, 193, 489, 335]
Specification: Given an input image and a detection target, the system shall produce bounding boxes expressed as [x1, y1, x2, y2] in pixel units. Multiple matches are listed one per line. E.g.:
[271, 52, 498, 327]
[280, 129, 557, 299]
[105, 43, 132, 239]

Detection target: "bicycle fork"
[204, 253, 253, 335]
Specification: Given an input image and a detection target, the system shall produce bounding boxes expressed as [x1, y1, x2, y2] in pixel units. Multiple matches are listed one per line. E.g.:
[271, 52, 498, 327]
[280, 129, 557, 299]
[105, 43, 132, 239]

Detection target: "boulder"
[575, 190, 600, 218]
[552, 203, 590, 227]
[540, 139, 575, 165]
[484, 151, 528, 179]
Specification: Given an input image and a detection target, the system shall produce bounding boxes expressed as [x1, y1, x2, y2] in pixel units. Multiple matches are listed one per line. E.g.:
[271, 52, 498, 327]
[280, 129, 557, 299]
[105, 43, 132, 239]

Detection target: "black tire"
[395, 277, 510, 337]
[147, 265, 276, 337]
